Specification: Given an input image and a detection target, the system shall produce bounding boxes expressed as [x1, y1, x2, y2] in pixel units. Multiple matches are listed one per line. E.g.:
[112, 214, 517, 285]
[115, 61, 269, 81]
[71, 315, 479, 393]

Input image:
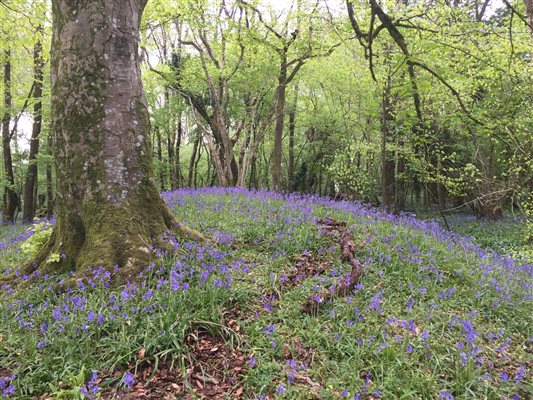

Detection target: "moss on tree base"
[2, 187, 209, 289]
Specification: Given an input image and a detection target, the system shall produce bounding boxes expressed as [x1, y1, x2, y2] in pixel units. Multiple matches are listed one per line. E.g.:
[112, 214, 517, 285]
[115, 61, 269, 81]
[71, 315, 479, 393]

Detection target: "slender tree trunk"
[19, 0, 203, 282]
[237, 128, 259, 187]
[272, 59, 287, 192]
[249, 155, 257, 189]
[168, 134, 176, 189]
[194, 137, 203, 188]
[167, 117, 176, 191]
[436, 156, 447, 210]
[188, 133, 200, 187]
[288, 96, 297, 192]
[395, 136, 406, 213]
[187, 99, 238, 187]
[206, 145, 212, 185]
[175, 114, 183, 187]
[23, 35, 44, 222]
[156, 125, 165, 190]
[524, 0, 533, 36]
[33, 179, 39, 211]
[182, 105, 238, 187]
[425, 186, 433, 214]
[381, 82, 396, 212]
[202, 129, 229, 186]
[2, 50, 18, 223]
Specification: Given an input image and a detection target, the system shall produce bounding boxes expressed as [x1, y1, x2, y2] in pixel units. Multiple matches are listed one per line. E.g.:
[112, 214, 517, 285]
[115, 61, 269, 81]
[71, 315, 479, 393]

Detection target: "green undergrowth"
[438, 214, 532, 260]
[0, 190, 531, 399]
[424, 214, 533, 258]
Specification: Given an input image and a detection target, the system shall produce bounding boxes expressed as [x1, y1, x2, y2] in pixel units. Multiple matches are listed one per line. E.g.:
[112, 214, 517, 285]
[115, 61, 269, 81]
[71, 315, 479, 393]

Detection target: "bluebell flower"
[438, 391, 454, 400]
[123, 372, 135, 389]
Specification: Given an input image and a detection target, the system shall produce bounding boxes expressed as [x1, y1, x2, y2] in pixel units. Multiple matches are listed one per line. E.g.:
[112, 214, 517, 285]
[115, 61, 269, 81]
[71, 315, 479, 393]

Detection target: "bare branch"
[10, 81, 36, 141]
[502, 0, 533, 34]
[198, 30, 221, 69]
[238, 0, 283, 40]
[409, 61, 484, 125]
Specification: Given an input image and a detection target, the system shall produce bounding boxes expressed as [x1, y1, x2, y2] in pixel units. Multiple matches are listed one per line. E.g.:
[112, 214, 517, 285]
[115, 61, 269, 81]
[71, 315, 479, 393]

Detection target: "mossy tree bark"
[22, 0, 196, 283]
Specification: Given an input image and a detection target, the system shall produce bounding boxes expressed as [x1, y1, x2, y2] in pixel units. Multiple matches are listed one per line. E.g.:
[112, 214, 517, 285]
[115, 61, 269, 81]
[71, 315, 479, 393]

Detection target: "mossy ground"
[0, 188, 531, 399]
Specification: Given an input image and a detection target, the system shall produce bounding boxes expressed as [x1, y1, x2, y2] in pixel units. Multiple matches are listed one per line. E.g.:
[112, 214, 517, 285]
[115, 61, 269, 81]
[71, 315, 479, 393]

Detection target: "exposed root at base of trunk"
[174, 222, 210, 243]
[1, 204, 210, 290]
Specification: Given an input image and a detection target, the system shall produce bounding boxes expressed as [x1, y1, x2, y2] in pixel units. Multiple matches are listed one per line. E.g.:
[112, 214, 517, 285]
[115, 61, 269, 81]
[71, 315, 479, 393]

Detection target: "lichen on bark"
[4, 0, 206, 287]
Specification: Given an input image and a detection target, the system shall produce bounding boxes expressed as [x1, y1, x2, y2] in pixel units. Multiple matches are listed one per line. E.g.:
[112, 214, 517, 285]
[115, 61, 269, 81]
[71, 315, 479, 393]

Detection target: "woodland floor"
[0, 188, 531, 399]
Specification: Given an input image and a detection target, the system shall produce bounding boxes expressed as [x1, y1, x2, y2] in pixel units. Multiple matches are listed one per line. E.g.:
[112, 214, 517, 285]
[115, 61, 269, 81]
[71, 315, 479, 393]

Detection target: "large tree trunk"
[2, 50, 18, 224]
[46, 142, 54, 219]
[18, 0, 201, 283]
[23, 35, 44, 223]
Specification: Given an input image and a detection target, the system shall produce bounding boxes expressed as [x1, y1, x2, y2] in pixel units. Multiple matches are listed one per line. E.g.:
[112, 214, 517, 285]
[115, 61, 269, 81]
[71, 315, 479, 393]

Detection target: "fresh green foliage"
[20, 221, 53, 257]
[48, 367, 94, 400]
[441, 214, 532, 260]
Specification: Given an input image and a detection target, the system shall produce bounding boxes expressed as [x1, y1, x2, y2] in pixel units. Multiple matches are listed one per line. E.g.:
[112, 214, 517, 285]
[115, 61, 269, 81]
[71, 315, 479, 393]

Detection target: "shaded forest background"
[0, 0, 532, 230]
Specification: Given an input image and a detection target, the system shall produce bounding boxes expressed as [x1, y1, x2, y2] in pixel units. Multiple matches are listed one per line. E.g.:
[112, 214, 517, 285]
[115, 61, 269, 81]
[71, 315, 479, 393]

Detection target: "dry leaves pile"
[184, 328, 247, 399]
[83, 328, 247, 399]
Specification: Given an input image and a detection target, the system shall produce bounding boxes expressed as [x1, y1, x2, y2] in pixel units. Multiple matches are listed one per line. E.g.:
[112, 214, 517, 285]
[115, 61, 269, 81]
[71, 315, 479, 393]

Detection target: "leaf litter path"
[184, 327, 246, 399]
[94, 327, 246, 400]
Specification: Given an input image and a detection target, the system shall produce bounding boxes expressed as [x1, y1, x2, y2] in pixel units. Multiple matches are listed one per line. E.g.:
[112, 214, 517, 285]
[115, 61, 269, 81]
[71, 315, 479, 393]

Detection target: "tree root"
[1, 204, 211, 290]
[301, 217, 366, 314]
[173, 222, 211, 243]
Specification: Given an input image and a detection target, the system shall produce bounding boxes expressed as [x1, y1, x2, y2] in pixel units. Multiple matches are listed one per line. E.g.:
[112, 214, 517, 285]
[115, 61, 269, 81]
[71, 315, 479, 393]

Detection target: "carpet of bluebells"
[0, 188, 531, 399]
